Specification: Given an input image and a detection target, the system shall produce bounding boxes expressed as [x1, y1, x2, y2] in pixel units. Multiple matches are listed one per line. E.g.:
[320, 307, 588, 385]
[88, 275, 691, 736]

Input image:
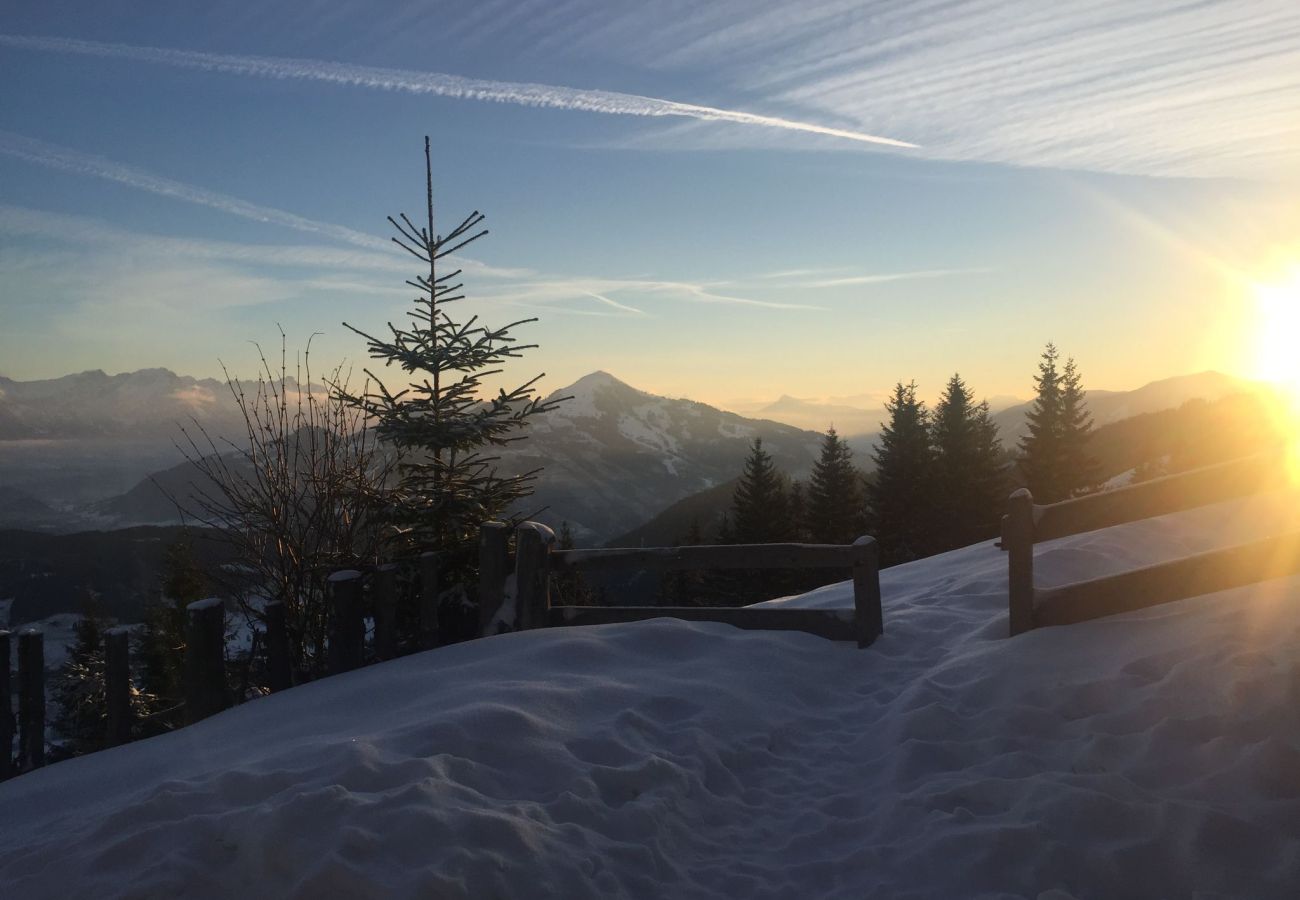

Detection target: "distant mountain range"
[0, 366, 1270, 542]
[0, 368, 244, 440]
[988, 370, 1260, 444]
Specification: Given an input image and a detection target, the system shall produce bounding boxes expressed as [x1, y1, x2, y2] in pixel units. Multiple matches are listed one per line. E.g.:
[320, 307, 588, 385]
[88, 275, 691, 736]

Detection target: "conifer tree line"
[662, 343, 1099, 600]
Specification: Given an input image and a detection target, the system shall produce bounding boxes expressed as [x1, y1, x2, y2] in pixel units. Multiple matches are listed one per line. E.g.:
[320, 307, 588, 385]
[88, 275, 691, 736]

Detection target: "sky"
[1, 1, 1299, 410]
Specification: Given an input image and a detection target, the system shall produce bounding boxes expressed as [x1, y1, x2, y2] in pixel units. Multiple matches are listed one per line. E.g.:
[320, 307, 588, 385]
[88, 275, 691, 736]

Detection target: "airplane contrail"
[0, 130, 388, 252]
[0, 34, 919, 150]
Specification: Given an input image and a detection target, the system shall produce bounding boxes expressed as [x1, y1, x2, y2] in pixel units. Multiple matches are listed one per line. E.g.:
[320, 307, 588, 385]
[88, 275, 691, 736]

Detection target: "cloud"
[0, 134, 530, 278]
[478, 276, 825, 312]
[798, 268, 992, 289]
[509, 0, 1300, 178]
[0, 34, 918, 151]
[0, 203, 824, 324]
[0, 130, 389, 250]
[0, 203, 405, 272]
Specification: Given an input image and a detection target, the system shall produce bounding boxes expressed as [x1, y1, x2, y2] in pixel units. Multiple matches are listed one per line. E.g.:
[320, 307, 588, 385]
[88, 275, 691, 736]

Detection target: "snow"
[2, 494, 1300, 898]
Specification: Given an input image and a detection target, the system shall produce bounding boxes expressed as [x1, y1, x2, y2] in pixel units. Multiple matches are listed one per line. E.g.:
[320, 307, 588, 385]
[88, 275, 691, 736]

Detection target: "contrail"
[0, 130, 388, 252]
[0, 34, 919, 150]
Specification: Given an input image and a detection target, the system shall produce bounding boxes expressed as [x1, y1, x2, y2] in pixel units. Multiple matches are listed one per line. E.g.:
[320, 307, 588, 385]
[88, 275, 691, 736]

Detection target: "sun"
[1252, 265, 1300, 394]
[1249, 264, 1300, 482]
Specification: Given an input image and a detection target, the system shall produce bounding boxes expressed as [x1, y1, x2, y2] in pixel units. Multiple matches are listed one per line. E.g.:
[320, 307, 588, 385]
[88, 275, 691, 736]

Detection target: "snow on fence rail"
[1000, 448, 1298, 635]
[481, 521, 883, 648]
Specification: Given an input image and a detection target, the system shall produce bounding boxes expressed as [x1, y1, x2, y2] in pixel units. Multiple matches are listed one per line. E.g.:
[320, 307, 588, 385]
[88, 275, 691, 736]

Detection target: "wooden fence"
[480, 521, 883, 648]
[1001, 449, 1300, 635]
[0, 556, 438, 779]
[2, 525, 880, 779]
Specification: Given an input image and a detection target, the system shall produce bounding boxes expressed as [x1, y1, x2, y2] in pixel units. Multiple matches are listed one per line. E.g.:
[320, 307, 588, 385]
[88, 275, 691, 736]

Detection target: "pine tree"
[931, 374, 1006, 550]
[1018, 343, 1067, 503]
[805, 427, 865, 545]
[1019, 344, 1097, 503]
[730, 438, 792, 544]
[1060, 356, 1100, 494]
[338, 138, 565, 622]
[867, 382, 935, 565]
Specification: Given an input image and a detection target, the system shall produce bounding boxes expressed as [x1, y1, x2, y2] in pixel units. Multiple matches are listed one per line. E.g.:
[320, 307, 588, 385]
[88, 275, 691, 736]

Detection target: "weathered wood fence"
[2, 525, 880, 779]
[479, 521, 884, 648]
[1001, 449, 1300, 635]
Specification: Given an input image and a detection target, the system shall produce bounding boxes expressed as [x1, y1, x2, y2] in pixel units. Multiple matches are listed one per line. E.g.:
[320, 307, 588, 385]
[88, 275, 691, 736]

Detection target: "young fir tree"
[730, 438, 792, 543]
[1019, 344, 1097, 503]
[716, 438, 795, 602]
[1060, 356, 1100, 494]
[1018, 343, 1067, 503]
[930, 374, 1005, 550]
[867, 382, 936, 565]
[805, 427, 865, 545]
[338, 138, 565, 616]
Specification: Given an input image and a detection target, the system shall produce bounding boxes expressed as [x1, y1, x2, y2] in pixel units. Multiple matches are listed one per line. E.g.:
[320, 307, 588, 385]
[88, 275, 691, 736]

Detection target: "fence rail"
[498, 522, 883, 648]
[2, 521, 882, 780]
[1002, 447, 1296, 635]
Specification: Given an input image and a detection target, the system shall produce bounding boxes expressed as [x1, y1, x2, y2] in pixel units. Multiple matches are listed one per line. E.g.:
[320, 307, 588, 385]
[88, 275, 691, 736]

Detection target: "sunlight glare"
[1252, 265, 1300, 483]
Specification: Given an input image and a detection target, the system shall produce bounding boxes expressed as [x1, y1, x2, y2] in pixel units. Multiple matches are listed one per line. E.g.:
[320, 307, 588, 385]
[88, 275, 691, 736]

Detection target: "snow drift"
[1, 494, 1298, 898]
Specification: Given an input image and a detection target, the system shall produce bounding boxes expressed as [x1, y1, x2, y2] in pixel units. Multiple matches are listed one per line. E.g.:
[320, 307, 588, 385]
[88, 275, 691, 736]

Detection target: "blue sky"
[2, 1, 1298, 409]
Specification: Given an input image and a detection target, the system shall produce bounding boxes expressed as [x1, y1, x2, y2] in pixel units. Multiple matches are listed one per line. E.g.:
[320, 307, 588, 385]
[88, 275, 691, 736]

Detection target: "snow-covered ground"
[2, 494, 1299, 898]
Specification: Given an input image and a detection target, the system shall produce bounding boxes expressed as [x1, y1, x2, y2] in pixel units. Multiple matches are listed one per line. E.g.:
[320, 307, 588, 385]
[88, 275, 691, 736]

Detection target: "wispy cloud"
[798, 267, 992, 289]
[0, 204, 825, 322]
[479, 277, 825, 312]
[0, 203, 405, 272]
[0, 34, 918, 151]
[0, 130, 390, 250]
[0, 133, 531, 278]
[520, 0, 1300, 178]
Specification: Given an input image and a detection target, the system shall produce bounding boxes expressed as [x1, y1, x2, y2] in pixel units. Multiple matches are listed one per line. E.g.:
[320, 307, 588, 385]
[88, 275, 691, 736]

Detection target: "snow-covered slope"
[496, 371, 823, 542]
[2, 494, 1299, 898]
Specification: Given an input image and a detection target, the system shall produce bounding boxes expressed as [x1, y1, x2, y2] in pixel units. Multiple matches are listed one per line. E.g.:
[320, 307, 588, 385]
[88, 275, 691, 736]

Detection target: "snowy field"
[1, 494, 1299, 898]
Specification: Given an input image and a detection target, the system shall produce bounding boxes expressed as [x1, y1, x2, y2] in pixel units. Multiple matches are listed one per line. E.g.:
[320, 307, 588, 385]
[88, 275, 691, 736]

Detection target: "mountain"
[493, 371, 824, 542]
[753, 395, 886, 436]
[990, 370, 1259, 444]
[0, 368, 246, 440]
[93, 456, 225, 525]
[608, 479, 740, 548]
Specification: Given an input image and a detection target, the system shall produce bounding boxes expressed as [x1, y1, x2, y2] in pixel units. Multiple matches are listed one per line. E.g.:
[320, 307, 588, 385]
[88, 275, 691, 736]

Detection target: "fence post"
[478, 522, 511, 636]
[851, 536, 883, 648]
[0, 630, 13, 779]
[514, 522, 555, 630]
[328, 570, 365, 674]
[419, 553, 439, 650]
[1006, 489, 1036, 636]
[185, 598, 229, 724]
[374, 563, 399, 662]
[17, 628, 44, 770]
[264, 601, 292, 693]
[104, 626, 132, 747]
